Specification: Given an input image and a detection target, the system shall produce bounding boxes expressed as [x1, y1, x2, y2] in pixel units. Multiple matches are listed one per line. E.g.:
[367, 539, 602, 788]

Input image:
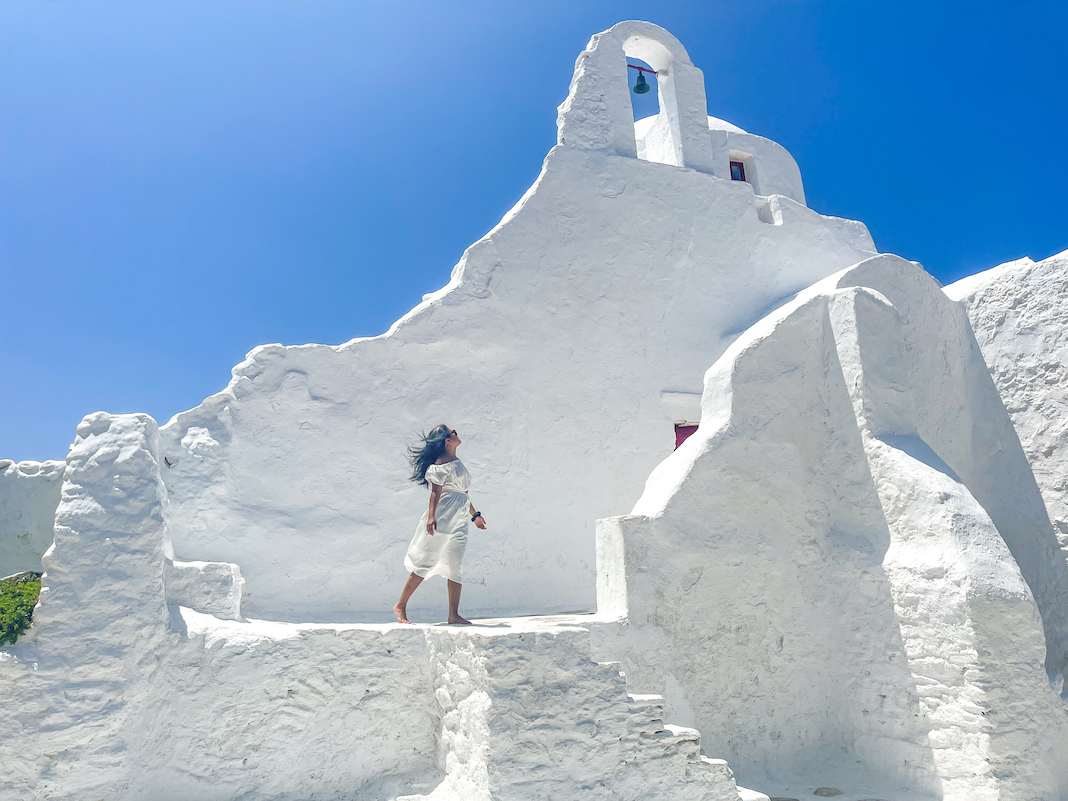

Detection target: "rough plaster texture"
[0, 459, 63, 576]
[947, 250, 1068, 585]
[139, 612, 745, 801]
[401, 623, 743, 801]
[164, 558, 244, 621]
[593, 255, 1068, 800]
[157, 21, 875, 623]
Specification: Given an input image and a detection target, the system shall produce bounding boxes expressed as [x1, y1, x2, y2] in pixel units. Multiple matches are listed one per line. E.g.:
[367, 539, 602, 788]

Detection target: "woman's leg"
[393, 573, 424, 623]
[447, 579, 471, 625]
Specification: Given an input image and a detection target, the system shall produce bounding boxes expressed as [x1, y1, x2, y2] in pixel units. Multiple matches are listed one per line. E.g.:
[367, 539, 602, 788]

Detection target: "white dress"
[404, 460, 472, 583]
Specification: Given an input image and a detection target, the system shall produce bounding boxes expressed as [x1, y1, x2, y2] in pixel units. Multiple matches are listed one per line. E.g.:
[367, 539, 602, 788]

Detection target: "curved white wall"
[715, 129, 806, 204]
[635, 115, 807, 205]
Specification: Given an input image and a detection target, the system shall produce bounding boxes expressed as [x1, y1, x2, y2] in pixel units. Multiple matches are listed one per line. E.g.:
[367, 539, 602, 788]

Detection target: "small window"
[730, 161, 746, 182]
[675, 424, 698, 449]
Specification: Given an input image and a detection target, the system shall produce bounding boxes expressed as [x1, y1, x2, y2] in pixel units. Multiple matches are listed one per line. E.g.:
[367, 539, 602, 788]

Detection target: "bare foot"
[447, 615, 472, 625]
[393, 604, 412, 624]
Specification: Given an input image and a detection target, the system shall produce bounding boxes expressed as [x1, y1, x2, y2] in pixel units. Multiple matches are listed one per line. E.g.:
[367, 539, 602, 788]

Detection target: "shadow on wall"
[840, 256, 1068, 680]
[595, 295, 944, 793]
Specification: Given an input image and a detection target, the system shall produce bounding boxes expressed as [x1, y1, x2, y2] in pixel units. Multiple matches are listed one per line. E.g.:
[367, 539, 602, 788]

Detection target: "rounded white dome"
[707, 115, 746, 134]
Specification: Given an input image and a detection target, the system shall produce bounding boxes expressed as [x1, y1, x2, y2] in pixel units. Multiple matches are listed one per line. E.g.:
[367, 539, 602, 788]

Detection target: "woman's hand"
[427, 484, 442, 535]
[474, 515, 487, 530]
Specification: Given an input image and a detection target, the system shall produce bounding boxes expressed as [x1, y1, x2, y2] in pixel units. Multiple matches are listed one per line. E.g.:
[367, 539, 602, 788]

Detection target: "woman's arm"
[468, 500, 487, 530]
[427, 484, 442, 535]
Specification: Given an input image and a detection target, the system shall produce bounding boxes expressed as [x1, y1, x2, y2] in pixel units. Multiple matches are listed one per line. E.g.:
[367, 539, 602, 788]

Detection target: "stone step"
[403, 625, 742, 800]
[628, 691, 666, 707]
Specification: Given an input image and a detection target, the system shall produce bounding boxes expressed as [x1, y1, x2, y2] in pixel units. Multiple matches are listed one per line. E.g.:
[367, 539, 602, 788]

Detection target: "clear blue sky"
[2, 1, 1065, 460]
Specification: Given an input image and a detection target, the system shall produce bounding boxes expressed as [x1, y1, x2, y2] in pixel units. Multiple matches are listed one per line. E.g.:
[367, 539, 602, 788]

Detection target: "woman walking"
[394, 424, 487, 625]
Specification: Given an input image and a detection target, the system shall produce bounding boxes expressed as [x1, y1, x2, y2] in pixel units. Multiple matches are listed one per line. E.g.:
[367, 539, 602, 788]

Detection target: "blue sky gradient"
[2, 1, 1066, 459]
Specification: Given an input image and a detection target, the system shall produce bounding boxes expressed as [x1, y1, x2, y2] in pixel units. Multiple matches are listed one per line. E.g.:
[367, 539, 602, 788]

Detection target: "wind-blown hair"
[408, 424, 451, 486]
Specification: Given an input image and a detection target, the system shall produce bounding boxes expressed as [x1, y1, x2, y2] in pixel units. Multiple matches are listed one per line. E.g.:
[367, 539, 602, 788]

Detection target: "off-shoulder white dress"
[404, 460, 472, 583]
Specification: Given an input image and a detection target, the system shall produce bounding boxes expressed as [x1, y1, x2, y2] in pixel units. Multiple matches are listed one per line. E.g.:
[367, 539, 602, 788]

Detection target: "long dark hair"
[408, 424, 450, 486]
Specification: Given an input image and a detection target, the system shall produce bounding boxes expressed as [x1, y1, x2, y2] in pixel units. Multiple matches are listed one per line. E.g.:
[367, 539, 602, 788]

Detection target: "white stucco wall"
[946, 250, 1068, 583]
[158, 21, 875, 623]
[593, 255, 1068, 799]
[0, 459, 63, 576]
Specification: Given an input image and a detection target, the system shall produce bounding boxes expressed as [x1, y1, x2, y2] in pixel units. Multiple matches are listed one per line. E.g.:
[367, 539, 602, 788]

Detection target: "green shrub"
[0, 572, 42, 646]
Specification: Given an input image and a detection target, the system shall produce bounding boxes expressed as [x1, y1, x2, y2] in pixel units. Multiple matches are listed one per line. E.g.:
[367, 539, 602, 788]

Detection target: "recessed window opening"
[729, 151, 760, 193]
[674, 423, 698, 449]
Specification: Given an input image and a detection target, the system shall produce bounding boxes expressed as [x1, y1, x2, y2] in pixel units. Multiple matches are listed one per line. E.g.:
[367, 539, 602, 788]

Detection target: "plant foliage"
[0, 572, 42, 646]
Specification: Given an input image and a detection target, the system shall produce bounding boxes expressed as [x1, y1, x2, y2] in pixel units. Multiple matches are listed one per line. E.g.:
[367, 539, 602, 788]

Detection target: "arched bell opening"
[628, 56, 659, 116]
[623, 36, 683, 167]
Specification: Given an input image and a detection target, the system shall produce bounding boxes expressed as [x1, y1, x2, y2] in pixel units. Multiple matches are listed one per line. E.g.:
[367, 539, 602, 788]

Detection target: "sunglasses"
[448, 430, 458, 438]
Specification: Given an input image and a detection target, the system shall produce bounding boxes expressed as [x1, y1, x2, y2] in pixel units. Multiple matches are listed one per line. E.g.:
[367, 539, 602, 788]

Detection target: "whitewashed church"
[2, 21, 1067, 801]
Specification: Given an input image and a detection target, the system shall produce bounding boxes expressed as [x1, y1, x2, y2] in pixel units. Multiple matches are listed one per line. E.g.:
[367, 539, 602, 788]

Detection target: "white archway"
[624, 36, 682, 166]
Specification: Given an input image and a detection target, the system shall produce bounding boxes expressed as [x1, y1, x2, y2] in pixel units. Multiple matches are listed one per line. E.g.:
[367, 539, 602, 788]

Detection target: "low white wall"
[135, 611, 441, 800]
[0, 412, 444, 800]
[0, 459, 63, 576]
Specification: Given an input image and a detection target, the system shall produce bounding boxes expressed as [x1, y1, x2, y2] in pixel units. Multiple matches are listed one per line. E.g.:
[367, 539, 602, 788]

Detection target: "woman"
[394, 424, 487, 625]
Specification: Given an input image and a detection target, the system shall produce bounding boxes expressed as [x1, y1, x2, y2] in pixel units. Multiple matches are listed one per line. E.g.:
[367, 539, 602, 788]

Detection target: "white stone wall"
[157, 21, 876, 623]
[0, 459, 63, 576]
[593, 255, 1068, 799]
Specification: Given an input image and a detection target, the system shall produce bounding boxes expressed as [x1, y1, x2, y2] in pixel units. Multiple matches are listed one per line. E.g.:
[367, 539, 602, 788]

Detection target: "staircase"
[398, 618, 748, 801]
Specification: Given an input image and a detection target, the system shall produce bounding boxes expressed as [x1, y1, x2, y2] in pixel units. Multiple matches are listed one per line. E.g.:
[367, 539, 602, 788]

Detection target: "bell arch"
[556, 21, 715, 175]
[624, 37, 682, 166]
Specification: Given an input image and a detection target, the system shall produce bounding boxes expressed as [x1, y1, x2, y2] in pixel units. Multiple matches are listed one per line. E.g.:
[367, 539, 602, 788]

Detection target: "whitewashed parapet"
[0, 458, 64, 575]
[165, 558, 244, 621]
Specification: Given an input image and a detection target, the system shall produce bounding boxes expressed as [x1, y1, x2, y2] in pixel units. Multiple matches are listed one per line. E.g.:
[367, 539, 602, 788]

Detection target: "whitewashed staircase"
[398, 620, 749, 801]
